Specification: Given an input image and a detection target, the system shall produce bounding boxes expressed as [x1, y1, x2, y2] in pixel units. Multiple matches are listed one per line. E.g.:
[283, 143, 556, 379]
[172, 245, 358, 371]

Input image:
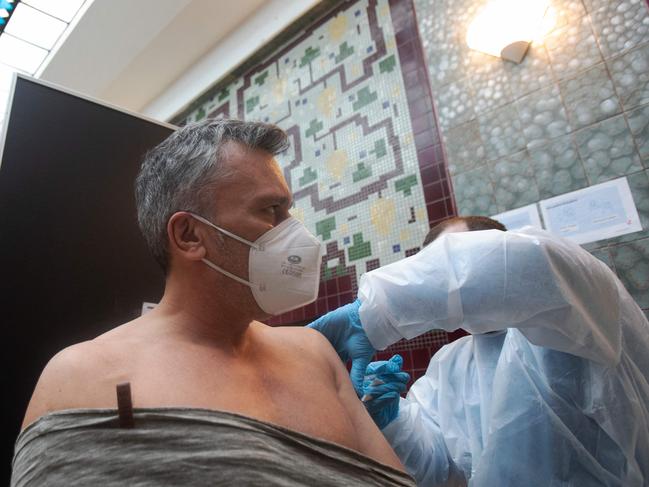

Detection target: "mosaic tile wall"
[414, 0, 649, 320]
[175, 0, 458, 379]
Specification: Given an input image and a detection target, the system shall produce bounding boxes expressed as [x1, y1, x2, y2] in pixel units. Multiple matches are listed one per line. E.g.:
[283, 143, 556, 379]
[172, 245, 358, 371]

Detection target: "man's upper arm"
[305, 329, 405, 471]
[22, 343, 96, 430]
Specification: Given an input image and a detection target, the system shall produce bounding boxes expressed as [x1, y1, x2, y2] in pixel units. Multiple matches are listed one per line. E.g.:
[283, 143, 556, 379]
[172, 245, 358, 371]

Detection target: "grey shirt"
[12, 408, 415, 486]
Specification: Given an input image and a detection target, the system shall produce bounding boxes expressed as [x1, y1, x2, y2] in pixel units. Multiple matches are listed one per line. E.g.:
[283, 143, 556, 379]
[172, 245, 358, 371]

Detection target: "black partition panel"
[0, 76, 174, 480]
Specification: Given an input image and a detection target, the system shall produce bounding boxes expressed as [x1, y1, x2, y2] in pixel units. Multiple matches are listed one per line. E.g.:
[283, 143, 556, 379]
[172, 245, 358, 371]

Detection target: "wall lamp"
[466, 0, 551, 64]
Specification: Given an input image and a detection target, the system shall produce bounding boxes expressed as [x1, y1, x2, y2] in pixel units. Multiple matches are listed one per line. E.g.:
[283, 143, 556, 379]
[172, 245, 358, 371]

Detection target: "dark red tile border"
[390, 0, 456, 229]
[405, 247, 420, 257]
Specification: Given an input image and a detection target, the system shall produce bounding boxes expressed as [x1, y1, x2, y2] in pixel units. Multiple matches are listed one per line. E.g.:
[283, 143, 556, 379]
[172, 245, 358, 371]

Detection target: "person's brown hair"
[423, 216, 507, 247]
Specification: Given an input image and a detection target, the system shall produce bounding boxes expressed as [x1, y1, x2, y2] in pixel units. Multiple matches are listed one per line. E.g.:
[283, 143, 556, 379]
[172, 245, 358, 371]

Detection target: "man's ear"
[167, 212, 208, 262]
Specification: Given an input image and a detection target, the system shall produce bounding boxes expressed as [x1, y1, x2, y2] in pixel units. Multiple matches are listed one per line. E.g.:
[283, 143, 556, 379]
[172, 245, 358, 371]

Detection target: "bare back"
[22, 314, 403, 471]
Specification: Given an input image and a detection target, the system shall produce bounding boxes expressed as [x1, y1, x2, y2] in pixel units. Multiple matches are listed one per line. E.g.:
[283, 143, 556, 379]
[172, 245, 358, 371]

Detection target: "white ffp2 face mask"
[189, 213, 322, 316]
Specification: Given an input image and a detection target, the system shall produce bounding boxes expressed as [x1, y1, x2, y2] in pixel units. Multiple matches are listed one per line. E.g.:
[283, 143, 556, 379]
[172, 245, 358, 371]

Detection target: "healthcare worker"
[308, 216, 649, 486]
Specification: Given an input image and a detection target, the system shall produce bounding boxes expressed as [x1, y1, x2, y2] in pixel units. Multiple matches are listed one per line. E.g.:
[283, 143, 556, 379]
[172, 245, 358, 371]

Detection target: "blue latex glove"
[362, 354, 410, 430]
[307, 299, 376, 396]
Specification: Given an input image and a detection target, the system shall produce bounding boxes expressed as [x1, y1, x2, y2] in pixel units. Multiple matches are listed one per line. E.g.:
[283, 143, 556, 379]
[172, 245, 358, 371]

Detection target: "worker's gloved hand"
[307, 299, 376, 396]
[362, 355, 410, 430]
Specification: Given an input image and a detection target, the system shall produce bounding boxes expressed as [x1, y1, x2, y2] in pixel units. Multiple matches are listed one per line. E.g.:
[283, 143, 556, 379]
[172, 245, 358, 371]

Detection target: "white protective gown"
[358, 228, 649, 487]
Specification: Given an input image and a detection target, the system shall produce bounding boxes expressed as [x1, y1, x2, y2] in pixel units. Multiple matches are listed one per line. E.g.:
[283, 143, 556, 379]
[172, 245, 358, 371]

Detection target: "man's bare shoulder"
[266, 324, 404, 470]
[262, 324, 344, 385]
[267, 325, 339, 361]
[21, 322, 140, 430]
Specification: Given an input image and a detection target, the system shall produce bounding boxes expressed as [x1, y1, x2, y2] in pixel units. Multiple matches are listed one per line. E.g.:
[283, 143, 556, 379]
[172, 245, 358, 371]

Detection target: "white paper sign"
[492, 204, 543, 231]
[539, 177, 642, 244]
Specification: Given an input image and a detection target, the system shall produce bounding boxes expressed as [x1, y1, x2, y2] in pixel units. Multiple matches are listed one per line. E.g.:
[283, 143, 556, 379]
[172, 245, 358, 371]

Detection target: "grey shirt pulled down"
[12, 408, 415, 486]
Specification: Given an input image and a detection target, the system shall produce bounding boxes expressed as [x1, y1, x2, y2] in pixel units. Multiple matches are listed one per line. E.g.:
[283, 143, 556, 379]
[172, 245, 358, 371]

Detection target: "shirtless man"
[16, 119, 409, 485]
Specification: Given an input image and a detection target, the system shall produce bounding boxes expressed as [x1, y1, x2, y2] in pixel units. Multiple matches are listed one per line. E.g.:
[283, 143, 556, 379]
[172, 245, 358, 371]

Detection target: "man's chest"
[122, 353, 358, 448]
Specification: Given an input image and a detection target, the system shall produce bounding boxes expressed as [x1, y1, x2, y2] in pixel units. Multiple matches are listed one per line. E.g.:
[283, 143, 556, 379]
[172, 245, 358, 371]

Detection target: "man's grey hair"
[135, 118, 289, 273]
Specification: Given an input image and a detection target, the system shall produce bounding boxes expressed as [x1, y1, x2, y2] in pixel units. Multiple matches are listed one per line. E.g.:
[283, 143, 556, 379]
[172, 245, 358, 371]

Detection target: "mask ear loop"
[186, 212, 261, 288]
[200, 257, 259, 289]
[187, 212, 262, 250]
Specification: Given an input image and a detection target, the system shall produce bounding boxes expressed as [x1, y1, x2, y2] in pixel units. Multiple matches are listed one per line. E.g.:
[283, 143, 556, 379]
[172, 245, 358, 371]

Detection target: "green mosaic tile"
[370, 139, 387, 158]
[316, 216, 336, 241]
[353, 87, 378, 111]
[217, 88, 230, 102]
[395, 175, 418, 196]
[335, 42, 354, 63]
[246, 96, 259, 114]
[352, 162, 372, 182]
[305, 119, 323, 138]
[324, 263, 349, 280]
[349, 233, 372, 261]
[299, 167, 318, 186]
[323, 267, 335, 280]
[379, 54, 396, 74]
[335, 263, 347, 276]
[254, 71, 269, 86]
[195, 107, 206, 121]
[300, 46, 321, 67]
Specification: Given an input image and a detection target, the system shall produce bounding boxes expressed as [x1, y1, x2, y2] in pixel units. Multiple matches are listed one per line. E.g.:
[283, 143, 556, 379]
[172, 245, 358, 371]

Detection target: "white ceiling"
[39, 0, 270, 113]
